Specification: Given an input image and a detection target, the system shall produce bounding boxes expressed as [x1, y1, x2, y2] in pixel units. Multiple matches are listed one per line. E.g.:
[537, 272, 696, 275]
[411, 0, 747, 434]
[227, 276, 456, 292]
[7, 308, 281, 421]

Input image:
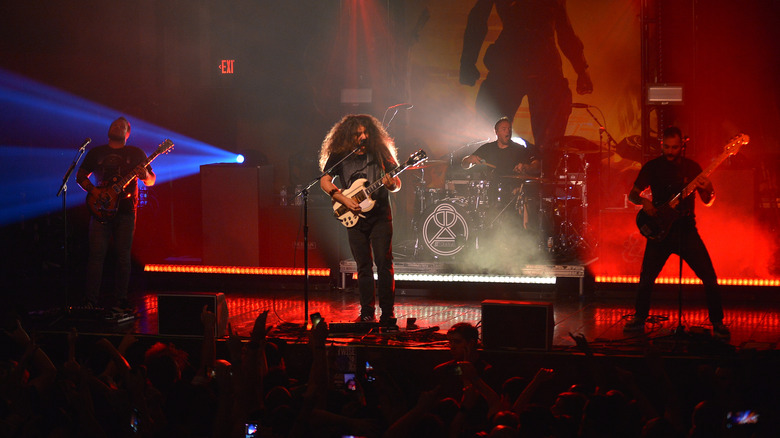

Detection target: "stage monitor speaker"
[481, 300, 554, 351]
[158, 292, 228, 337]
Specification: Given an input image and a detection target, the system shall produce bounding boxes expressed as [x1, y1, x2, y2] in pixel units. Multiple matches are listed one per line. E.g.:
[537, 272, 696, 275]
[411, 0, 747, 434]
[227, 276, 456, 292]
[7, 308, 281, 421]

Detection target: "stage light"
[236, 154, 245, 163]
[595, 276, 780, 287]
[144, 264, 331, 277]
[512, 136, 528, 146]
[349, 272, 556, 284]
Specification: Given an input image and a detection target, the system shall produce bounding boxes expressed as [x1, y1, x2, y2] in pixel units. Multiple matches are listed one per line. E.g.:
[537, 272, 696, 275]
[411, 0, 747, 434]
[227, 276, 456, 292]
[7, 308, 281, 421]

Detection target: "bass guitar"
[636, 133, 749, 240]
[333, 149, 427, 227]
[87, 139, 174, 223]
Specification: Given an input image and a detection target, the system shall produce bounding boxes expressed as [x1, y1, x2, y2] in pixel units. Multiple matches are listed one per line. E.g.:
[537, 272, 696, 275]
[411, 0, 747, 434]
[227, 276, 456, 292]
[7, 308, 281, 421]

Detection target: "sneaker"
[379, 316, 397, 327]
[712, 323, 731, 339]
[623, 317, 646, 332]
[354, 315, 376, 323]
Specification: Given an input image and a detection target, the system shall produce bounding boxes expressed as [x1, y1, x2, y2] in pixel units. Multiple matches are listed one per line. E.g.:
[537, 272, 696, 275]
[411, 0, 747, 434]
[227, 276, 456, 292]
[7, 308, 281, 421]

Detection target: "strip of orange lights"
[595, 276, 780, 287]
[144, 264, 330, 277]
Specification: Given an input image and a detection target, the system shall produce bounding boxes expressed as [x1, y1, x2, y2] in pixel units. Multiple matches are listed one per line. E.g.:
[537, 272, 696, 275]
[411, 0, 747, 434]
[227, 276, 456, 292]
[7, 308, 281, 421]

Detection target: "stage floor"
[42, 281, 780, 357]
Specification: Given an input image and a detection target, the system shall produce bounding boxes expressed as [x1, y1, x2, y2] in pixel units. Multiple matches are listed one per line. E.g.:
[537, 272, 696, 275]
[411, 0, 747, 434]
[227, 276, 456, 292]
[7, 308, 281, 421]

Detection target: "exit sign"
[219, 60, 235, 74]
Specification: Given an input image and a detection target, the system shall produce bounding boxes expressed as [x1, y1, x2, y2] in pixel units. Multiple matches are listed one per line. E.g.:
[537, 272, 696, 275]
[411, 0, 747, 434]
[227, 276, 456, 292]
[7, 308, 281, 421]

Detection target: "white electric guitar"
[333, 149, 427, 227]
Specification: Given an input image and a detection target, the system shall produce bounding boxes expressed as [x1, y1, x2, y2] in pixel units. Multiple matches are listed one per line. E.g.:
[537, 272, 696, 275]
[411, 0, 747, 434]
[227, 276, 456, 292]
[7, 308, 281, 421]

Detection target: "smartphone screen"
[344, 373, 357, 391]
[245, 423, 259, 437]
[130, 408, 139, 433]
[726, 410, 759, 428]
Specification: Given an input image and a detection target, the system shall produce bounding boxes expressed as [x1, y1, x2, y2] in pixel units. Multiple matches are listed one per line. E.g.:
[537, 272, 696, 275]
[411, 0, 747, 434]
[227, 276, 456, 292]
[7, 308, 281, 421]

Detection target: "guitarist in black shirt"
[76, 117, 156, 312]
[319, 114, 401, 325]
[624, 127, 728, 338]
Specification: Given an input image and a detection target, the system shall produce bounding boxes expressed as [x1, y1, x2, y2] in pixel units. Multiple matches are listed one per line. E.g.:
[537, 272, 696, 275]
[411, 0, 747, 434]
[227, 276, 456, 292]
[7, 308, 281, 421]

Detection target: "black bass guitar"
[636, 133, 749, 239]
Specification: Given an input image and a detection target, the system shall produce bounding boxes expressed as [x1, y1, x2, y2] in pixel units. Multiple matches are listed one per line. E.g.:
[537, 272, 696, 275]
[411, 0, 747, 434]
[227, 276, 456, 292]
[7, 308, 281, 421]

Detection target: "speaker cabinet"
[201, 164, 274, 266]
[157, 292, 228, 337]
[481, 300, 554, 351]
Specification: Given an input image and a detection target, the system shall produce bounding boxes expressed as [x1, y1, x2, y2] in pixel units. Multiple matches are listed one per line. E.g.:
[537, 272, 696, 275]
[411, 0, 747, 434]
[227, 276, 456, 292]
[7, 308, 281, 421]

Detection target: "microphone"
[79, 138, 91, 151]
[571, 103, 590, 108]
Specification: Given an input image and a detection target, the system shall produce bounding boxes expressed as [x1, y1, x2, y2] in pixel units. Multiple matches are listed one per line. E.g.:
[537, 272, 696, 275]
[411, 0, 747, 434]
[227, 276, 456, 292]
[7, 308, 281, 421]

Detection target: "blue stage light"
[0, 68, 239, 226]
[236, 154, 245, 163]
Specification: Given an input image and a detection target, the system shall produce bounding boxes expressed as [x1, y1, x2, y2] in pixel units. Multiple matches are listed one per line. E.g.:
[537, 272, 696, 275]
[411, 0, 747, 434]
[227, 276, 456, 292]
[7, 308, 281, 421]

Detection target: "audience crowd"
[1, 306, 776, 437]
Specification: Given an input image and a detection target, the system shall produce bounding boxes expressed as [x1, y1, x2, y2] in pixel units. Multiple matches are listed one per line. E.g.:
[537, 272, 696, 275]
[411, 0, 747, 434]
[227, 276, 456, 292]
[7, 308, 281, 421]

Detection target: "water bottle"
[280, 186, 288, 206]
[294, 185, 304, 206]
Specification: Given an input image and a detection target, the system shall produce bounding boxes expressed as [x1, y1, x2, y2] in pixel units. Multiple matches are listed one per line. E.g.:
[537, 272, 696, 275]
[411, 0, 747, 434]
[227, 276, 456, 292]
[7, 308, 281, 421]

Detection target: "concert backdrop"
[1, 0, 778, 285]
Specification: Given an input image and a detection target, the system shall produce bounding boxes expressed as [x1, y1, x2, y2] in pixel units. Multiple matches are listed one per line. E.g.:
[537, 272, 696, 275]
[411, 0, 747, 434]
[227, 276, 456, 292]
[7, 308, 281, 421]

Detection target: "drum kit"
[408, 138, 598, 262]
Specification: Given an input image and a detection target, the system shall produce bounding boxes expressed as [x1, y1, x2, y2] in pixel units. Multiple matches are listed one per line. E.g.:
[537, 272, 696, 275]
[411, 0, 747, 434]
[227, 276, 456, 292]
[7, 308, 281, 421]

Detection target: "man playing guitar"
[623, 126, 728, 338]
[318, 114, 401, 326]
[76, 117, 156, 312]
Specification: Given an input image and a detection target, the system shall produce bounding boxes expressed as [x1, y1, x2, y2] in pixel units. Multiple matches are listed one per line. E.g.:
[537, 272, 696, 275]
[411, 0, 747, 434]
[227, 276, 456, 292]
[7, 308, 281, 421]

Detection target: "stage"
[30, 270, 780, 359]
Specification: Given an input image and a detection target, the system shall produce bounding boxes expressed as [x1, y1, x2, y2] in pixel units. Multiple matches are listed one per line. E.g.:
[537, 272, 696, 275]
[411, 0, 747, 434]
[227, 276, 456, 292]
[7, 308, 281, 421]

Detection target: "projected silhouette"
[460, 0, 593, 164]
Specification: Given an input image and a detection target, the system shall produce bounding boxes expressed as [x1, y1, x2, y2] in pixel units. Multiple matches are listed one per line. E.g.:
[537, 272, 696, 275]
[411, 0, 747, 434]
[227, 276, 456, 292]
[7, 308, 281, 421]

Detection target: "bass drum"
[417, 198, 477, 259]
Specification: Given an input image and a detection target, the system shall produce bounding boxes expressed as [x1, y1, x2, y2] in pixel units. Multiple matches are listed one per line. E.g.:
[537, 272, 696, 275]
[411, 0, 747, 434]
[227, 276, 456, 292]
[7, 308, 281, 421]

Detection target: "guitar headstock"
[405, 149, 428, 168]
[724, 133, 749, 156]
[156, 139, 175, 155]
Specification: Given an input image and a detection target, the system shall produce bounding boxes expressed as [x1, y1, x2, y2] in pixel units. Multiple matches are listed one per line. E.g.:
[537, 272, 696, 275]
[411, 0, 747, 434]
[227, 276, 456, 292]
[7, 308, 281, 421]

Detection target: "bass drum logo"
[422, 202, 470, 257]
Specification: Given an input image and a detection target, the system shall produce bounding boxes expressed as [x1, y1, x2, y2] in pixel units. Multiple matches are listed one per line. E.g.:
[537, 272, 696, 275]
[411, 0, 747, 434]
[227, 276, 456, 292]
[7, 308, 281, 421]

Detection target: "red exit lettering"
[219, 60, 235, 74]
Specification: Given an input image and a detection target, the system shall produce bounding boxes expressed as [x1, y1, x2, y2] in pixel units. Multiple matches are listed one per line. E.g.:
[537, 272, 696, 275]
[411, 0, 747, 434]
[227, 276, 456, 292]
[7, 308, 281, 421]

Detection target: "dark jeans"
[85, 210, 136, 305]
[635, 220, 724, 324]
[347, 211, 394, 319]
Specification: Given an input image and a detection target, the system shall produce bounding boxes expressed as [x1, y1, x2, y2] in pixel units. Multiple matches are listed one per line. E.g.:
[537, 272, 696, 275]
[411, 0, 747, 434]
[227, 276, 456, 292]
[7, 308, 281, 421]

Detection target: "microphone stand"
[673, 144, 689, 337]
[55, 145, 88, 319]
[294, 145, 364, 326]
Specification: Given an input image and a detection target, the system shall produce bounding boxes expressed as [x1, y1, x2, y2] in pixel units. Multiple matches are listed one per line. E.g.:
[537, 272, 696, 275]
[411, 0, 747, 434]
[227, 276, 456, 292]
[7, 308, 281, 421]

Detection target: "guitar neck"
[115, 151, 160, 190]
[677, 148, 732, 200]
[363, 165, 406, 197]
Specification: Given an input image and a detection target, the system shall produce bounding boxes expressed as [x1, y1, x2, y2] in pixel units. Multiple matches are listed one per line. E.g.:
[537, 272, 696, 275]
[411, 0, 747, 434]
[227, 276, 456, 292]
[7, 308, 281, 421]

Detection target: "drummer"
[462, 116, 541, 228]
[461, 116, 540, 179]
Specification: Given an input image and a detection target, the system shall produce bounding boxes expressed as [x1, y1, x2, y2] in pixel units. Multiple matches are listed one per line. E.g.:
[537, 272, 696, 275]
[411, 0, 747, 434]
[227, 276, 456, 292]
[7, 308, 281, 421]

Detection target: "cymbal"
[554, 136, 601, 154]
[559, 146, 601, 155]
[499, 175, 552, 183]
[409, 160, 447, 169]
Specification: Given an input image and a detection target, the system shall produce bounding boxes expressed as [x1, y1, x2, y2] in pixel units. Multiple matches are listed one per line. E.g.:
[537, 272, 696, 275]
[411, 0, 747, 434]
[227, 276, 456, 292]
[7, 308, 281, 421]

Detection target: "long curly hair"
[318, 114, 398, 171]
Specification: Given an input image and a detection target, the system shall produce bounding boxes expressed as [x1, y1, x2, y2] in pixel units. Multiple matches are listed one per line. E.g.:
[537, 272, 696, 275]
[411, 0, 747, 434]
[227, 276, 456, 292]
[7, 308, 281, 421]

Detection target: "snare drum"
[418, 198, 476, 258]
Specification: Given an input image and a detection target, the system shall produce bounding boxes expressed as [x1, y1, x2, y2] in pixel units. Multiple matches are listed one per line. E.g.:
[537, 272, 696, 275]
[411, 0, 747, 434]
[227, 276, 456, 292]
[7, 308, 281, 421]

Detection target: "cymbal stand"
[554, 152, 589, 260]
[582, 106, 619, 205]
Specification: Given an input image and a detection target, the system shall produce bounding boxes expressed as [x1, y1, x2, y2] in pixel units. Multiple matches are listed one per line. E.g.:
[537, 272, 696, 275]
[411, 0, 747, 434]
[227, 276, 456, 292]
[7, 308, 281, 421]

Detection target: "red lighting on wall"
[144, 264, 330, 277]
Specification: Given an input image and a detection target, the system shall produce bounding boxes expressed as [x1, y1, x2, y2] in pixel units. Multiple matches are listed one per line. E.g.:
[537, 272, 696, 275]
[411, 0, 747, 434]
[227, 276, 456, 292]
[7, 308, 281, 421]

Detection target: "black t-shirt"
[472, 140, 539, 179]
[633, 155, 703, 217]
[80, 144, 150, 212]
[324, 150, 397, 216]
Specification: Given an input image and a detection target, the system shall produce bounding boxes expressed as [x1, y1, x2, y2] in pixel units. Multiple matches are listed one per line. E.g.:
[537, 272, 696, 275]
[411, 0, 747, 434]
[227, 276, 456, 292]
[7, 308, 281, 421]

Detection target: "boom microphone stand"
[294, 144, 364, 326]
[55, 138, 91, 318]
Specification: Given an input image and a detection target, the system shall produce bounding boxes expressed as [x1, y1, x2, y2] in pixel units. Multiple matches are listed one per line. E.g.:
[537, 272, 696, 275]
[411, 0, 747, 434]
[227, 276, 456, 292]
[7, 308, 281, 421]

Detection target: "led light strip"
[144, 264, 330, 277]
[595, 276, 780, 287]
[352, 272, 556, 284]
